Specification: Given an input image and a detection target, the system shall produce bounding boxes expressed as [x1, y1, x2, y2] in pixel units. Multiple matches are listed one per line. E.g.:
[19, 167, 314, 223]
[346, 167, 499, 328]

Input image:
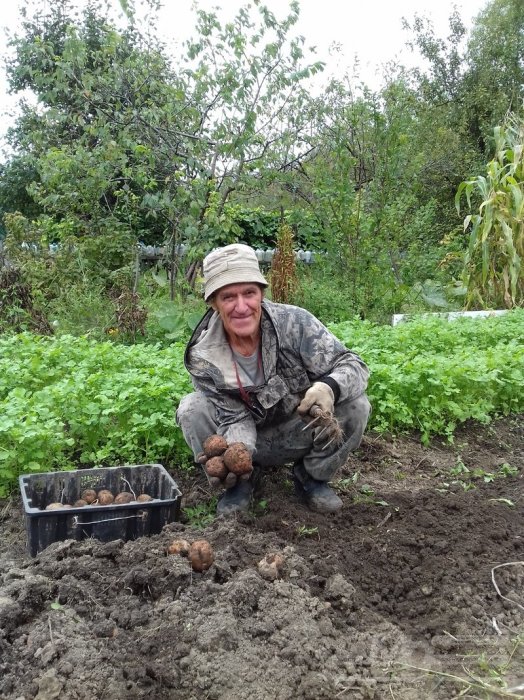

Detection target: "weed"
[183, 499, 216, 528]
[296, 525, 319, 539]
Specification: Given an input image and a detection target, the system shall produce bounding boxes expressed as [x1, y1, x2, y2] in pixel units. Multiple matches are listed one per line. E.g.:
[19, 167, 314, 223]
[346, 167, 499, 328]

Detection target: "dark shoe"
[216, 478, 254, 516]
[293, 462, 343, 514]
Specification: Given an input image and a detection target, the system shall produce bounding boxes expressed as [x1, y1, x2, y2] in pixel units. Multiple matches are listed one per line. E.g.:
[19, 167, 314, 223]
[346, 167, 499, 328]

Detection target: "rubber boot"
[216, 477, 254, 516]
[293, 461, 343, 514]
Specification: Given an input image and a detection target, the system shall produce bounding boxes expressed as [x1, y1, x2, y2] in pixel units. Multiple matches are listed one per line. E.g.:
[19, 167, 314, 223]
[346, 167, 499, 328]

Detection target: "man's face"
[212, 283, 263, 340]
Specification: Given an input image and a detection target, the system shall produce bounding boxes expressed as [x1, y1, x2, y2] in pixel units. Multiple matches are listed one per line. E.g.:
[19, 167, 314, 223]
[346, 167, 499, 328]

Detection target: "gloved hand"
[196, 452, 244, 490]
[297, 382, 335, 417]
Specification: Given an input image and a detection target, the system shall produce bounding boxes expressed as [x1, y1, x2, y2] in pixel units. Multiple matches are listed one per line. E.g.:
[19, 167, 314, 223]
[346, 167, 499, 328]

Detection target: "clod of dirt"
[97, 490, 114, 505]
[114, 492, 134, 504]
[136, 494, 153, 502]
[257, 552, 285, 581]
[80, 489, 97, 504]
[203, 434, 228, 457]
[223, 443, 252, 475]
[205, 456, 228, 480]
[167, 539, 191, 556]
[189, 539, 214, 572]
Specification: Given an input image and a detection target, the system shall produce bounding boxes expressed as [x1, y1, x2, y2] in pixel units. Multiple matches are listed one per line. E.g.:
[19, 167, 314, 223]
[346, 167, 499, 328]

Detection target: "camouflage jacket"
[184, 300, 369, 452]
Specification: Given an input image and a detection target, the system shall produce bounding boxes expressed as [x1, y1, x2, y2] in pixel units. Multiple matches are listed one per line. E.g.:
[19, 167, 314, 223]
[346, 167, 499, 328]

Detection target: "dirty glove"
[196, 453, 245, 490]
[297, 382, 335, 417]
[196, 452, 225, 490]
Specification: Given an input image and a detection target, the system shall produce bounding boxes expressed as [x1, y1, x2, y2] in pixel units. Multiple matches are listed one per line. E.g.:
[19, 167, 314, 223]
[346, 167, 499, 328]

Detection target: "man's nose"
[235, 295, 248, 311]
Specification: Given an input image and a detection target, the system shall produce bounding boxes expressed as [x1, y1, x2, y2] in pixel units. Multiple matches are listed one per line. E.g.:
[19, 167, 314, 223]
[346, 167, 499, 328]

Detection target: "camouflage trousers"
[176, 392, 371, 482]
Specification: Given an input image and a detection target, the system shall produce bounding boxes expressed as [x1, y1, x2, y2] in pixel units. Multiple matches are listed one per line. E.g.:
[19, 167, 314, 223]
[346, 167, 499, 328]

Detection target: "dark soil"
[1, 415, 523, 700]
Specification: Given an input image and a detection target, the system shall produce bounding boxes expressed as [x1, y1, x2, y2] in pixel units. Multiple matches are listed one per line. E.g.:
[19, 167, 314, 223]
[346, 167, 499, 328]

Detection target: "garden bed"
[0, 414, 523, 699]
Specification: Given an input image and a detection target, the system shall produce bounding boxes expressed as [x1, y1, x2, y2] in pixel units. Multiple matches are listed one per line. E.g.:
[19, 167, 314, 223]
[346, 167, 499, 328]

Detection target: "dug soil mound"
[1, 415, 523, 700]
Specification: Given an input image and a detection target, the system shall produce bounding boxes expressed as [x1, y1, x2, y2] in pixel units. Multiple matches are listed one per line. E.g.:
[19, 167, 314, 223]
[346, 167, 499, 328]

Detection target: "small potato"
[223, 443, 252, 475]
[137, 493, 153, 502]
[81, 489, 97, 504]
[97, 489, 114, 505]
[205, 456, 228, 480]
[114, 491, 134, 504]
[257, 552, 285, 581]
[45, 502, 65, 511]
[189, 539, 214, 572]
[73, 499, 87, 508]
[203, 434, 228, 457]
[167, 539, 191, 556]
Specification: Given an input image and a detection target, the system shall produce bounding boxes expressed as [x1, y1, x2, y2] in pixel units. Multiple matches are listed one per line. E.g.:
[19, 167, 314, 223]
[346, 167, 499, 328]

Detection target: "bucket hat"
[203, 244, 268, 301]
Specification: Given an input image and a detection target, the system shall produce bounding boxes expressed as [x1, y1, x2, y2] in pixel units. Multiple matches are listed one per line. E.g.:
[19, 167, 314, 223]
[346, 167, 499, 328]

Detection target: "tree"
[2, 0, 323, 293]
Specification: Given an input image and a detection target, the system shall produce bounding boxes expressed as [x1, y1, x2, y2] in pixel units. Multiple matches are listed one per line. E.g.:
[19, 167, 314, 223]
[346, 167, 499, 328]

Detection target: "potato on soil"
[189, 539, 214, 572]
[137, 493, 153, 502]
[97, 489, 114, 505]
[203, 434, 228, 457]
[223, 442, 252, 475]
[80, 489, 97, 504]
[205, 455, 228, 480]
[167, 539, 190, 556]
[114, 491, 134, 504]
[257, 552, 285, 581]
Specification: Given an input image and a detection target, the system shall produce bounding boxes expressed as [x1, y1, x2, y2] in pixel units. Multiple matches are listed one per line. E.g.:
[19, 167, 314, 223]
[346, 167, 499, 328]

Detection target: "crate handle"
[72, 512, 148, 527]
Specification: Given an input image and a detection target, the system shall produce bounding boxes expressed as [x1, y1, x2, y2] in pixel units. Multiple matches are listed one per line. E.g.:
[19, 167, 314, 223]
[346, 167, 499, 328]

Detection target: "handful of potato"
[199, 435, 253, 489]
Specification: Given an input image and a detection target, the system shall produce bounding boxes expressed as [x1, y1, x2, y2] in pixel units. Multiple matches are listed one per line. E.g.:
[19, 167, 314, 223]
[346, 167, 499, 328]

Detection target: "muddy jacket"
[184, 300, 369, 452]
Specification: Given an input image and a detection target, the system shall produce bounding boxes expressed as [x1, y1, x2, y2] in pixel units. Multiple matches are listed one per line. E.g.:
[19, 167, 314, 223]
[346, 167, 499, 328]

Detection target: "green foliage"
[330, 310, 524, 443]
[1, 310, 523, 496]
[183, 500, 217, 529]
[0, 333, 192, 497]
[456, 112, 524, 309]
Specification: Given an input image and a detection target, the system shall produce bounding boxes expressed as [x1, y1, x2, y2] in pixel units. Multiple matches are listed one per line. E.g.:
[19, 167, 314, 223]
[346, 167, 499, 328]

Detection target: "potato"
[136, 493, 153, 502]
[45, 502, 65, 511]
[205, 456, 228, 480]
[223, 442, 252, 475]
[203, 434, 228, 457]
[114, 491, 134, 504]
[167, 539, 190, 556]
[97, 489, 114, 505]
[188, 539, 214, 572]
[257, 552, 285, 581]
[81, 489, 97, 504]
[73, 499, 87, 508]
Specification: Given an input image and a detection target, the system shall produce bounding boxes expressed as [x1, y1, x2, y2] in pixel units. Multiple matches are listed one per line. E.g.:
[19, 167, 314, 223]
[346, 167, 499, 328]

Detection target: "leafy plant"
[456, 112, 524, 309]
[183, 500, 216, 529]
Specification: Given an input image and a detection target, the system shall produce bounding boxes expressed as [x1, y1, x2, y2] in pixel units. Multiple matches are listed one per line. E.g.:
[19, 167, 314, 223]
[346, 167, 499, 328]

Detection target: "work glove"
[297, 382, 343, 449]
[196, 452, 227, 491]
[297, 382, 335, 417]
[196, 452, 252, 490]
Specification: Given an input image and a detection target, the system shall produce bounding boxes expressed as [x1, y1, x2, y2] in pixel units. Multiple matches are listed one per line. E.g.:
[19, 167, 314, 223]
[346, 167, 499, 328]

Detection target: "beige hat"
[203, 244, 268, 301]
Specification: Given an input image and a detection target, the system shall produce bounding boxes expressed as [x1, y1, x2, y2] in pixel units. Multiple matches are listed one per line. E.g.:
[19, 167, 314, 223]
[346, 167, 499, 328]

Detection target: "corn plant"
[456, 112, 524, 309]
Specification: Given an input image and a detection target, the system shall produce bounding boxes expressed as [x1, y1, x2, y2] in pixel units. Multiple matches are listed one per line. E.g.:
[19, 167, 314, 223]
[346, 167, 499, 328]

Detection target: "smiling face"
[211, 282, 264, 352]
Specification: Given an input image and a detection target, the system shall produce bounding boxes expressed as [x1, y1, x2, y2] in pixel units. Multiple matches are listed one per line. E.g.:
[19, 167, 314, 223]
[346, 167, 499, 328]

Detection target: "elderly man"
[176, 243, 370, 516]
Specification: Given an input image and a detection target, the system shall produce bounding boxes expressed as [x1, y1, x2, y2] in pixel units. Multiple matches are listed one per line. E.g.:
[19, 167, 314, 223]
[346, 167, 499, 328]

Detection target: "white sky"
[0, 0, 489, 148]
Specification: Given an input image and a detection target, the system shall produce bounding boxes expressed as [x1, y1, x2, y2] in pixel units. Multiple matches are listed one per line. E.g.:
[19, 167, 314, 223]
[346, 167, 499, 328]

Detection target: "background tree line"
[0, 0, 522, 338]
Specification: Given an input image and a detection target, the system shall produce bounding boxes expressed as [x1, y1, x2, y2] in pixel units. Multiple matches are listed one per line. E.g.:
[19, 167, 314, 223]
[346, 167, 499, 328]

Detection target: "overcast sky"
[0, 0, 489, 147]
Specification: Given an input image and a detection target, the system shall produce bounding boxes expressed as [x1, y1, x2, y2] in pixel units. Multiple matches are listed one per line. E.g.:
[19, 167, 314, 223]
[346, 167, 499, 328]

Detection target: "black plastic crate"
[20, 464, 182, 557]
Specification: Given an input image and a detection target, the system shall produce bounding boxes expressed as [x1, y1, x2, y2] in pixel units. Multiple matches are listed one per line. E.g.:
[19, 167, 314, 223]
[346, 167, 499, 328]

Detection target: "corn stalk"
[456, 113, 524, 309]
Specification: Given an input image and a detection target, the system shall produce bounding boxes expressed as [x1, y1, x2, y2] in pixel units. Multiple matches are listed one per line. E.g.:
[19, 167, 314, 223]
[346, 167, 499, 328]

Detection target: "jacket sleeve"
[285, 307, 369, 403]
[191, 374, 258, 454]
